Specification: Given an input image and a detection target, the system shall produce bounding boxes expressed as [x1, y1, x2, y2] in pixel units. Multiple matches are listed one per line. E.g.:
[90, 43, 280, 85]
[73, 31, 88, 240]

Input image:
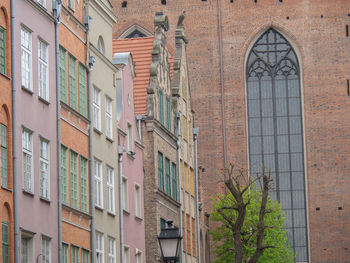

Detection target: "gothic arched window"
[246, 28, 308, 262]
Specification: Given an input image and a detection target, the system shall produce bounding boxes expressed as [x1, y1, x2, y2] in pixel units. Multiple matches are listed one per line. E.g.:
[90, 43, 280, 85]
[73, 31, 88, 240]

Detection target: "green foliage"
[211, 185, 294, 263]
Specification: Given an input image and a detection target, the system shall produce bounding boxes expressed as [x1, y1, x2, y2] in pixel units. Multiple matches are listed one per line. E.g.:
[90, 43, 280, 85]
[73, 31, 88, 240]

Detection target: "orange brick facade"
[112, 0, 350, 262]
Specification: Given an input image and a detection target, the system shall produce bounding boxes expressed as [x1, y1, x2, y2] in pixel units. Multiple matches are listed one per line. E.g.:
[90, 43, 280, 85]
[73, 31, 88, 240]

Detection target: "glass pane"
[293, 209, 306, 227]
[262, 118, 274, 135]
[291, 153, 303, 171]
[288, 98, 301, 115]
[292, 191, 305, 209]
[290, 135, 302, 153]
[275, 76, 287, 98]
[263, 136, 274, 154]
[249, 118, 261, 136]
[249, 137, 262, 154]
[277, 135, 289, 153]
[279, 172, 290, 190]
[280, 190, 291, 209]
[292, 172, 304, 190]
[287, 76, 300, 97]
[278, 153, 290, 172]
[295, 246, 307, 261]
[250, 155, 262, 174]
[261, 99, 273, 117]
[263, 154, 275, 172]
[276, 117, 288, 134]
[261, 77, 272, 98]
[284, 209, 293, 228]
[294, 228, 307, 246]
[289, 117, 301, 134]
[247, 79, 259, 99]
[248, 100, 260, 117]
[275, 98, 287, 116]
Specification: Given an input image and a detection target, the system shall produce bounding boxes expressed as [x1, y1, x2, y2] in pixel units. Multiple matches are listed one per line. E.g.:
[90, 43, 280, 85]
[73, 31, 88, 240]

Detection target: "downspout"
[217, 0, 227, 165]
[53, 1, 62, 262]
[11, 0, 18, 261]
[118, 146, 124, 263]
[136, 115, 142, 141]
[193, 128, 200, 263]
[176, 112, 183, 263]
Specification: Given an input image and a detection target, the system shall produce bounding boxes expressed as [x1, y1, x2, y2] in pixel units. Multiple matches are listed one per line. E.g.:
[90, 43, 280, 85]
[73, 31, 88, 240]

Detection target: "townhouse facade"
[15, 0, 58, 262]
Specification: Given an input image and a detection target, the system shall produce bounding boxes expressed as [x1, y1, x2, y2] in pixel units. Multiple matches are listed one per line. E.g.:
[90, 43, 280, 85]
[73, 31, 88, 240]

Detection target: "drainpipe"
[176, 112, 183, 263]
[11, 0, 18, 261]
[53, 1, 62, 262]
[193, 128, 200, 263]
[217, 0, 227, 165]
[136, 115, 143, 141]
[118, 146, 124, 263]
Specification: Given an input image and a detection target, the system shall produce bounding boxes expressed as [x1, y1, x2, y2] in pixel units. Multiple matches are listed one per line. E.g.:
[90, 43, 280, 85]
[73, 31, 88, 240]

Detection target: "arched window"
[246, 28, 308, 261]
[97, 36, 105, 55]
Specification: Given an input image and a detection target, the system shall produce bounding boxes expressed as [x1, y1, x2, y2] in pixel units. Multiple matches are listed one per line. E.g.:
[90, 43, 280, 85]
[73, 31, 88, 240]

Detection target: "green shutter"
[68, 54, 77, 110]
[59, 47, 67, 103]
[2, 222, 9, 263]
[62, 243, 69, 263]
[82, 249, 90, 263]
[80, 156, 88, 213]
[1, 124, 7, 188]
[0, 27, 6, 75]
[71, 245, 79, 263]
[165, 158, 171, 195]
[159, 90, 164, 125]
[172, 163, 177, 201]
[70, 151, 78, 209]
[61, 146, 68, 204]
[160, 218, 166, 230]
[158, 152, 164, 191]
[78, 63, 87, 116]
[166, 97, 171, 130]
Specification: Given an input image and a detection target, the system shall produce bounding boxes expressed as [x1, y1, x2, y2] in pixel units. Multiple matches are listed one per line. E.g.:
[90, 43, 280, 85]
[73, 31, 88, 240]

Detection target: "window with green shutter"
[62, 243, 69, 263]
[165, 158, 171, 196]
[80, 156, 88, 213]
[166, 97, 171, 130]
[82, 249, 89, 263]
[158, 152, 164, 191]
[61, 146, 68, 204]
[2, 222, 9, 263]
[0, 124, 7, 188]
[159, 89, 164, 125]
[172, 163, 177, 201]
[160, 218, 166, 230]
[0, 27, 6, 75]
[68, 54, 77, 110]
[70, 150, 78, 209]
[78, 63, 87, 116]
[59, 46, 67, 103]
[71, 245, 79, 263]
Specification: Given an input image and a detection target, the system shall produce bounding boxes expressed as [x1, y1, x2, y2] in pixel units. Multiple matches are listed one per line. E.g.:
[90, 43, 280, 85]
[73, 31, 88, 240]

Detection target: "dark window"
[246, 28, 308, 262]
[121, 1, 127, 8]
[125, 30, 147, 39]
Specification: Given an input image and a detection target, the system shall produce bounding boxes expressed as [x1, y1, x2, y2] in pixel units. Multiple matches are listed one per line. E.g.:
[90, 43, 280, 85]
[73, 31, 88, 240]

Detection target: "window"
[122, 177, 129, 211]
[62, 243, 69, 263]
[93, 87, 101, 130]
[127, 123, 133, 152]
[159, 89, 164, 125]
[38, 40, 49, 101]
[70, 151, 78, 209]
[61, 146, 68, 204]
[192, 217, 197, 257]
[68, 54, 77, 110]
[134, 184, 141, 218]
[190, 168, 194, 196]
[0, 27, 6, 74]
[123, 246, 130, 263]
[166, 97, 171, 130]
[165, 158, 171, 196]
[59, 47, 67, 103]
[79, 63, 87, 116]
[96, 232, 104, 263]
[172, 163, 177, 201]
[105, 97, 113, 139]
[68, 0, 75, 10]
[82, 249, 89, 263]
[158, 152, 164, 191]
[71, 245, 79, 263]
[135, 250, 142, 263]
[106, 166, 115, 214]
[1, 124, 8, 188]
[41, 236, 51, 263]
[22, 129, 33, 193]
[108, 237, 116, 263]
[80, 157, 89, 213]
[2, 222, 9, 263]
[38, 0, 46, 7]
[21, 233, 34, 263]
[97, 36, 105, 55]
[94, 159, 103, 208]
[21, 27, 32, 90]
[160, 218, 166, 230]
[182, 115, 188, 141]
[39, 138, 49, 199]
[246, 28, 307, 261]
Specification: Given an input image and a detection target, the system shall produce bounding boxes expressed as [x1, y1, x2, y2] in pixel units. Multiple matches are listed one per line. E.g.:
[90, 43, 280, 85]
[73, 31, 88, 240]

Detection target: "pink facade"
[115, 53, 146, 262]
[15, 0, 58, 261]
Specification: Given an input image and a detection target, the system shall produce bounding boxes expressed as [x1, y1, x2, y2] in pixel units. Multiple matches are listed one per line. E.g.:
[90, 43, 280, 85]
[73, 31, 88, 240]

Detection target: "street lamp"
[158, 220, 182, 262]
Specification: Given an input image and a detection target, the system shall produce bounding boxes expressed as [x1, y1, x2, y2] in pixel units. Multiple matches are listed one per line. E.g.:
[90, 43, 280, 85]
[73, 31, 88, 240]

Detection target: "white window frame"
[41, 235, 51, 263]
[108, 237, 116, 263]
[21, 26, 32, 91]
[38, 39, 49, 101]
[105, 96, 113, 139]
[39, 137, 50, 199]
[123, 245, 130, 263]
[22, 128, 33, 193]
[94, 159, 103, 208]
[135, 249, 142, 263]
[37, 0, 46, 7]
[134, 184, 141, 218]
[93, 87, 101, 131]
[127, 123, 133, 153]
[21, 231, 34, 263]
[68, 0, 75, 10]
[106, 166, 115, 214]
[122, 176, 129, 212]
[96, 232, 104, 263]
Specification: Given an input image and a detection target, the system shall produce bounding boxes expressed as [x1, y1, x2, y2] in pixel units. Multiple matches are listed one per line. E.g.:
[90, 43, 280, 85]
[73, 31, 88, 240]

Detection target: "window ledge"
[95, 205, 104, 211]
[22, 189, 34, 196]
[107, 211, 116, 217]
[1, 186, 12, 192]
[106, 136, 114, 143]
[22, 86, 33, 95]
[123, 209, 130, 215]
[135, 215, 143, 221]
[40, 197, 51, 204]
[127, 151, 135, 160]
[38, 96, 50, 105]
[0, 71, 10, 80]
[94, 127, 102, 135]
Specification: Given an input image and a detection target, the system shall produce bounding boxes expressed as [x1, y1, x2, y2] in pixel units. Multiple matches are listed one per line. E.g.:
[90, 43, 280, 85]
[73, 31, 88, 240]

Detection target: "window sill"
[106, 136, 114, 143]
[22, 189, 34, 196]
[123, 209, 130, 215]
[40, 197, 51, 204]
[107, 211, 116, 217]
[95, 205, 104, 211]
[22, 85, 33, 95]
[135, 215, 143, 221]
[94, 127, 102, 135]
[38, 96, 50, 105]
[127, 151, 135, 160]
